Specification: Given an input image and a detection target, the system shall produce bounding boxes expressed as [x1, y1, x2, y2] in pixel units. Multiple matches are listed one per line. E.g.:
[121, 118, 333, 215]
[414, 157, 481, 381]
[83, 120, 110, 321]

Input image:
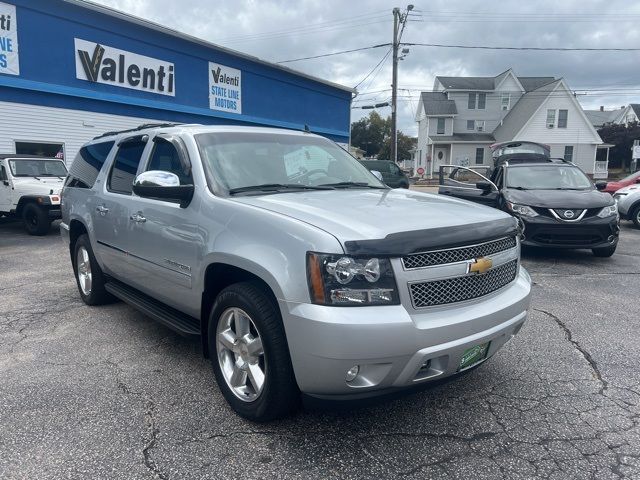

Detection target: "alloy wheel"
[216, 307, 266, 402]
[76, 246, 92, 295]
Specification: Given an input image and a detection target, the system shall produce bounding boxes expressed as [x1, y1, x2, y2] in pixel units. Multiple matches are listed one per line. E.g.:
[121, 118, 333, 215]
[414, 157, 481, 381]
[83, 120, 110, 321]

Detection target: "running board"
[105, 280, 200, 337]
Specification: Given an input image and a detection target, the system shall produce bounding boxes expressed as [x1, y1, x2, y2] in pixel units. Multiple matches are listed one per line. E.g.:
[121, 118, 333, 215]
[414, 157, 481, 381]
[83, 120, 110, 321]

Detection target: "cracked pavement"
[1, 217, 639, 479]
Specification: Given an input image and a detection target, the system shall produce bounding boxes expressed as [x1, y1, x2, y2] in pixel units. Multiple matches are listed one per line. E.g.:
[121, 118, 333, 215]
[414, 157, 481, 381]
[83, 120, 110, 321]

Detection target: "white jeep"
[0, 155, 67, 235]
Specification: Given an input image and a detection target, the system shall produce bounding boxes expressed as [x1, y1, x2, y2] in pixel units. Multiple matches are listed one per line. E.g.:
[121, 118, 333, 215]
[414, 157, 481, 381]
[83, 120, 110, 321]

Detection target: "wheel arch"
[68, 219, 89, 258]
[200, 262, 283, 359]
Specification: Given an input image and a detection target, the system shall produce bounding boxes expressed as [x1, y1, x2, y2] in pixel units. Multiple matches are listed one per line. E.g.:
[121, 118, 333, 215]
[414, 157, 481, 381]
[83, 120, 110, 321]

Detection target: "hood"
[12, 177, 64, 195]
[232, 189, 513, 246]
[604, 181, 623, 193]
[504, 188, 612, 209]
[616, 184, 640, 195]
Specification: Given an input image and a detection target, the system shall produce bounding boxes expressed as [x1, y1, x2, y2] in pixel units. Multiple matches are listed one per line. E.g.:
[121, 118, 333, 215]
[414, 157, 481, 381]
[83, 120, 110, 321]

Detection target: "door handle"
[96, 205, 109, 216]
[130, 212, 146, 223]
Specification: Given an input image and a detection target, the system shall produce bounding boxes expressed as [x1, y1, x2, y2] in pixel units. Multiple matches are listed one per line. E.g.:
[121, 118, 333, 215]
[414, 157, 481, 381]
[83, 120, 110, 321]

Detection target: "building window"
[475, 121, 485, 132]
[468, 93, 476, 109]
[467, 120, 475, 130]
[478, 93, 486, 109]
[15, 141, 65, 159]
[475, 148, 484, 164]
[437, 118, 445, 134]
[564, 146, 574, 162]
[501, 93, 510, 110]
[546, 109, 556, 128]
[558, 109, 568, 128]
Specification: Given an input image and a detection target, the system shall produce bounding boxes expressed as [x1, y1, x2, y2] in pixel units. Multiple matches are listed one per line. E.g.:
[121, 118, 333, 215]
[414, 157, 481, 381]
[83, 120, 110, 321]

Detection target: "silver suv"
[60, 124, 532, 421]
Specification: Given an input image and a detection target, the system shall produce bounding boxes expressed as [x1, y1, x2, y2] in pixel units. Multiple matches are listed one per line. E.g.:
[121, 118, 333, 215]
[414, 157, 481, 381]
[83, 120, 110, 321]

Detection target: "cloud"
[93, 0, 640, 136]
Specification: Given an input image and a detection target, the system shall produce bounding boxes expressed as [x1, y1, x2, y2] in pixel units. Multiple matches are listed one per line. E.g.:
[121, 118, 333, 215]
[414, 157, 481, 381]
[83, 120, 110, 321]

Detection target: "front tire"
[22, 203, 50, 236]
[73, 234, 112, 305]
[592, 244, 617, 257]
[631, 205, 640, 229]
[208, 282, 299, 422]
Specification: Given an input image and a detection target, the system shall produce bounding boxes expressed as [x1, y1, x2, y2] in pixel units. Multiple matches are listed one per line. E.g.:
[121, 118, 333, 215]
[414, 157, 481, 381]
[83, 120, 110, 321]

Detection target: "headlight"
[597, 205, 618, 218]
[507, 202, 538, 217]
[307, 253, 399, 306]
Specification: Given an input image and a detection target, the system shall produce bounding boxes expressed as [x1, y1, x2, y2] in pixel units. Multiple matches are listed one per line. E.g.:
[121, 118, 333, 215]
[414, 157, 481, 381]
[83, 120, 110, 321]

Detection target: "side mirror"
[132, 171, 194, 208]
[476, 180, 494, 192]
[371, 170, 384, 182]
[2, 180, 8, 186]
[595, 181, 607, 191]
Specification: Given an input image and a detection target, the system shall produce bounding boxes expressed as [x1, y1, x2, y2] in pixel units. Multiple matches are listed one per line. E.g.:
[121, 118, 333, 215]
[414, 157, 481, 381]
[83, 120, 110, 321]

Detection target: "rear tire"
[73, 234, 112, 305]
[208, 282, 299, 422]
[22, 203, 50, 236]
[631, 205, 640, 229]
[592, 245, 617, 257]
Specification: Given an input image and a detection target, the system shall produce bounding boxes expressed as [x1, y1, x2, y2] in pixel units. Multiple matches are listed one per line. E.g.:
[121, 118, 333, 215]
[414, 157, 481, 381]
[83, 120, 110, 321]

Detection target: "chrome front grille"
[402, 236, 517, 270]
[409, 259, 519, 308]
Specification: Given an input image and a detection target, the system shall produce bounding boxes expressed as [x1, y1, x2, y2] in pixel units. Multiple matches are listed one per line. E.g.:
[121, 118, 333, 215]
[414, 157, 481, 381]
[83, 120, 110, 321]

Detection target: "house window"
[475, 148, 484, 164]
[564, 146, 574, 162]
[475, 121, 485, 132]
[501, 93, 510, 110]
[467, 120, 475, 130]
[437, 118, 445, 134]
[546, 109, 556, 128]
[558, 109, 568, 128]
[478, 93, 486, 109]
[468, 93, 476, 109]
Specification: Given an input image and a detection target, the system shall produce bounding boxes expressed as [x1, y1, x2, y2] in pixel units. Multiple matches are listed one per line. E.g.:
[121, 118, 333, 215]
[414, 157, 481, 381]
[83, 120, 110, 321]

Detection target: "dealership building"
[0, 0, 353, 163]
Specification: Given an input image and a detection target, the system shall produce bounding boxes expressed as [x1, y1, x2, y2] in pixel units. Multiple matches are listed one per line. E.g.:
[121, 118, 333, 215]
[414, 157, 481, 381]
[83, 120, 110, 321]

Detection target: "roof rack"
[92, 123, 183, 140]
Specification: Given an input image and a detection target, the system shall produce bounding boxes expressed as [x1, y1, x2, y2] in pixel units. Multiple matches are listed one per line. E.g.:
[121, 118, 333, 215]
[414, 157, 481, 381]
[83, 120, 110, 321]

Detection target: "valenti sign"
[0, 1, 19, 75]
[75, 39, 175, 96]
[209, 62, 242, 114]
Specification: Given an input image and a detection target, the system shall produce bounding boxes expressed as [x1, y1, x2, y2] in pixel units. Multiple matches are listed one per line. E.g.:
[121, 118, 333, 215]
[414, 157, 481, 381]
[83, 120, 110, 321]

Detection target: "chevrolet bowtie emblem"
[468, 257, 493, 275]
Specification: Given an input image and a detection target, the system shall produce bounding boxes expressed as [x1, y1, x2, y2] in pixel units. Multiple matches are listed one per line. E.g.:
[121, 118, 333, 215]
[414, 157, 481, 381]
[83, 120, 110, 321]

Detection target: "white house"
[415, 69, 604, 177]
[584, 104, 640, 128]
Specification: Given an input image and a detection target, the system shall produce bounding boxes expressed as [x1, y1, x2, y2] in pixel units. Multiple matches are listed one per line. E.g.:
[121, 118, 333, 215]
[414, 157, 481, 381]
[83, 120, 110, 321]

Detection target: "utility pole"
[390, 5, 413, 164]
[391, 8, 400, 165]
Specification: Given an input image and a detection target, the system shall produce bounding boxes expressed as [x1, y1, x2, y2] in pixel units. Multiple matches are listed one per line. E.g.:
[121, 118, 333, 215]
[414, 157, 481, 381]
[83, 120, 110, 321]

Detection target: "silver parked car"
[60, 124, 532, 421]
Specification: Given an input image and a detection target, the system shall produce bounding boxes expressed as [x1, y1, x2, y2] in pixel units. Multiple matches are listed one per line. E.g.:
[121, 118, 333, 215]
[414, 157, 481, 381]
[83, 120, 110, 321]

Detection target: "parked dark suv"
[438, 141, 619, 257]
[359, 159, 409, 188]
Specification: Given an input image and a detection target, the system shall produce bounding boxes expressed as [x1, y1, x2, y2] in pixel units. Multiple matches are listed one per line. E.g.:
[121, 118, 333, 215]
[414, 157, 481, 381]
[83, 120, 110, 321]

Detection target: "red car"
[604, 170, 640, 193]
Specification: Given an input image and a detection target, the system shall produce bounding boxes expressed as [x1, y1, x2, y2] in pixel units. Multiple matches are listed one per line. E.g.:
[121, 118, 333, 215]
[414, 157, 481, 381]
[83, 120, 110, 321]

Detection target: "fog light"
[346, 365, 360, 382]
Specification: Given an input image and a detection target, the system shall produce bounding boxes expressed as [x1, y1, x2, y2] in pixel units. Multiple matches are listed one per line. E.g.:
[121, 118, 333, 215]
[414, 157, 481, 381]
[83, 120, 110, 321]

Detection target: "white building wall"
[0, 101, 163, 166]
[514, 89, 601, 173]
[451, 144, 491, 166]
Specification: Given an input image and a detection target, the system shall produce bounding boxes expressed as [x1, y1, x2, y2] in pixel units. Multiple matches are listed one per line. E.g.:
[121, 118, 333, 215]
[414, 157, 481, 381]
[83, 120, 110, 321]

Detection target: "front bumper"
[520, 214, 619, 249]
[281, 268, 531, 398]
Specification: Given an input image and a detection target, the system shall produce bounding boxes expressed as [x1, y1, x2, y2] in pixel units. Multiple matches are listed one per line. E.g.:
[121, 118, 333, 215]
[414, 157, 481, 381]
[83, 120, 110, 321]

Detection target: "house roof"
[492, 79, 562, 142]
[518, 77, 557, 92]
[435, 71, 555, 92]
[630, 104, 640, 117]
[428, 133, 495, 143]
[584, 109, 623, 127]
[419, 92, 458, 116]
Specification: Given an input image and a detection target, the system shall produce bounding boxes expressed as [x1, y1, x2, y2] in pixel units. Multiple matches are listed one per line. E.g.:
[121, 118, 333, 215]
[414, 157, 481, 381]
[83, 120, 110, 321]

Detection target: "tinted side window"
[67, 141, 114, 188]
[147, 140, 193, 185]
[108, 141, 147, 195]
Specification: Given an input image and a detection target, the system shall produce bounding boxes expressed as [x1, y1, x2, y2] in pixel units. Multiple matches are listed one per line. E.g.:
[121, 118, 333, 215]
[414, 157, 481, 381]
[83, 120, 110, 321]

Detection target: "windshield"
[492, 142, 549, 158]
[506, 165, 593, 190]
[196, 132, 385, 194]
[9, 159, 68, 177]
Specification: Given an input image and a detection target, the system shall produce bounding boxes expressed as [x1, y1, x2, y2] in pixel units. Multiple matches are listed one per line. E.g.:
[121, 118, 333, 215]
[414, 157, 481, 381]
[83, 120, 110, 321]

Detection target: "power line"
[354, 49, 392, 90]
[402, 42, 640, 52]
[277, 43, 391, 63]
[212, 10, 389, 43]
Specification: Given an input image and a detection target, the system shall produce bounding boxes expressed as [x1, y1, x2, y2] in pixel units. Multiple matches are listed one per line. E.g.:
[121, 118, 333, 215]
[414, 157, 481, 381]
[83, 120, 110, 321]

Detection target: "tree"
[598, 122, 640, 170]
[350, 111, 416, 160]
[350, 111, 390, 157]
[378, 131, 417, 161]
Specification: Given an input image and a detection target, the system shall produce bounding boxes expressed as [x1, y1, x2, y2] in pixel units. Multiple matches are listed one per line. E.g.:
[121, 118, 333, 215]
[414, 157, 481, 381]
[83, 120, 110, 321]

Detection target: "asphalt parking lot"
[1, 217, 639, 480]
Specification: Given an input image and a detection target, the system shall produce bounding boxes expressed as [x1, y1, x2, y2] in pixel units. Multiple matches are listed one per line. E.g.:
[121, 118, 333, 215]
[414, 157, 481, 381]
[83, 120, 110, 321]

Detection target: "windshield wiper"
[507, 186, 528, 190]
[228, 183, 335, 195]
[318, 181, 387, 189]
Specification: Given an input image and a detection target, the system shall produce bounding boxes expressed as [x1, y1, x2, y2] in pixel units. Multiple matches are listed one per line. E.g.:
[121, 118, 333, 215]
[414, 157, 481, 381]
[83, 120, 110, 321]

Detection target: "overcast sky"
[92, 0, 640, 136]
